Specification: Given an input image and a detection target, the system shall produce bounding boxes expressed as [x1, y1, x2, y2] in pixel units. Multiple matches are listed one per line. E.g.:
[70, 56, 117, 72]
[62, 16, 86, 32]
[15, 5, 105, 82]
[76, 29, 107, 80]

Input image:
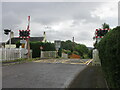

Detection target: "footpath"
[67, 63, 109, 89]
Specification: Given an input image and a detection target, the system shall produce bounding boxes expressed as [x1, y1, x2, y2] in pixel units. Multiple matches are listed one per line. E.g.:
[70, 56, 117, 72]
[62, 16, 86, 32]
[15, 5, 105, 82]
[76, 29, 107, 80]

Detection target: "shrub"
[30, 42, 56, 58]
[97, 26, 120, 88]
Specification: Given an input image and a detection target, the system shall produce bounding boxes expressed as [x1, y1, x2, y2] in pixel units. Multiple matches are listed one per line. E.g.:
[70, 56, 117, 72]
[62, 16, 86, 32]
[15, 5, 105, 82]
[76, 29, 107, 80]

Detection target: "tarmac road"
[2, 59, 90, 88]
[67, 66, 108, 88]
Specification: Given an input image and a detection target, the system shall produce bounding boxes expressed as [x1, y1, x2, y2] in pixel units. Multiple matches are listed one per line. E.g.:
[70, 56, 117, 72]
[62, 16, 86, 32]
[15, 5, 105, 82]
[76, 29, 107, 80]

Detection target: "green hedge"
[97, 26, 120, 88]
[30, 42, 56, 58]
[16, 41, 63, 58]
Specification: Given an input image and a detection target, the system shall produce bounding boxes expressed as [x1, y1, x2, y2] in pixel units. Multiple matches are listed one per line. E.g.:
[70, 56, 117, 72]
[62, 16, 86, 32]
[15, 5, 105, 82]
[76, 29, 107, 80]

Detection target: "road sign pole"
[22, 39, 24, 48]
[57, 49, 59, 58]
[54, 40, 61, 58]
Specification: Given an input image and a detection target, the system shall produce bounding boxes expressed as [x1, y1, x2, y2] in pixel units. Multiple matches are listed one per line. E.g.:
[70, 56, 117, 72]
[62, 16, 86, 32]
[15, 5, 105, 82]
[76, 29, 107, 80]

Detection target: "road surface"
[2, 59, 92, 88]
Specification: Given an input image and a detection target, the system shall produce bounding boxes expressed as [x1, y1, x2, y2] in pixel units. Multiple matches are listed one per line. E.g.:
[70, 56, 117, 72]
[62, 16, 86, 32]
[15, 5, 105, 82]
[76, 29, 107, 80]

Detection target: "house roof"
[6, 37, 44, 44]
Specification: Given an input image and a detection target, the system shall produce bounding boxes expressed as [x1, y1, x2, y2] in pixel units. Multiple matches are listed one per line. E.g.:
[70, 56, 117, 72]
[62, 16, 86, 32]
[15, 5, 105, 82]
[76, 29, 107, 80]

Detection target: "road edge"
[63, 65, 88, 89]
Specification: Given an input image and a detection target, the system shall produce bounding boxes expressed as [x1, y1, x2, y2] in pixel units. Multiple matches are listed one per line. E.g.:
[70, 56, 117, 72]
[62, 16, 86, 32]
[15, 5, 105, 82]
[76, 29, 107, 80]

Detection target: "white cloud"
[90, 2, 118, 28]
[91, 2, 118, 19]
[1, 2, 118, 47]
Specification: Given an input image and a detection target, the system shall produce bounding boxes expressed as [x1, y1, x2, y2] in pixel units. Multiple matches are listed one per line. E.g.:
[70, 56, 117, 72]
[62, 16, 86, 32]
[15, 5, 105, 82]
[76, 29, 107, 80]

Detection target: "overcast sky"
[0, 0, 118, 47]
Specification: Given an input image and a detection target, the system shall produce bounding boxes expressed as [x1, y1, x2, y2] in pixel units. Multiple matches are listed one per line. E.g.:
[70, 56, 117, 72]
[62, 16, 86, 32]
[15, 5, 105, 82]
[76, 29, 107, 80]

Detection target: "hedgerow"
[30, 42, 56, 58]
[97, 26, 120, 88]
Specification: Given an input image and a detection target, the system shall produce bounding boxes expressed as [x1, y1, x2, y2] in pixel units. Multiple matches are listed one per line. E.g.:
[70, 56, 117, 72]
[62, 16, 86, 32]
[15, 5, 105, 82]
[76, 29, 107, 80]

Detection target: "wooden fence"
[0, 48, 32, 61]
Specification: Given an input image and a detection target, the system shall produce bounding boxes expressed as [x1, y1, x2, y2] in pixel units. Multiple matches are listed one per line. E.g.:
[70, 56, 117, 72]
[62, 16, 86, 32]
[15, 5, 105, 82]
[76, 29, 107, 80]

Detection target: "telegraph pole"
[72, 37, 74, 52]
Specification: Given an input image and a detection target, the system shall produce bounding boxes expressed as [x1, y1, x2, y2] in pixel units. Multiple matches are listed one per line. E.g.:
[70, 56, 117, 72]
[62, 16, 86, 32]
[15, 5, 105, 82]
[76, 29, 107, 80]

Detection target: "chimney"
[43, 31, 47, 42]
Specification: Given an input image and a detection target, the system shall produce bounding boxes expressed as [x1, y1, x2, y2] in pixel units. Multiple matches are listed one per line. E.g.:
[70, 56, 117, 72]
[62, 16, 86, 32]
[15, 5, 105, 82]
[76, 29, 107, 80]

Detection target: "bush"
[97, 26, 120, 88]
[62, 49, 72, 56]
[30, 42, 56, 58]
[73, 51, 79, 55]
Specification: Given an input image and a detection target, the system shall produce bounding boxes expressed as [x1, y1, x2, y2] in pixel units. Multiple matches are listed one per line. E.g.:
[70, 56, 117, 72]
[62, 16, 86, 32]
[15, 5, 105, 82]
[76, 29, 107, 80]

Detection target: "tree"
[102, 23, 110, 29]
[74, 44, 89, 58]
[59, 40, 91, 59]
[73, 51, 79, 55]
[61, 40, 75, 52]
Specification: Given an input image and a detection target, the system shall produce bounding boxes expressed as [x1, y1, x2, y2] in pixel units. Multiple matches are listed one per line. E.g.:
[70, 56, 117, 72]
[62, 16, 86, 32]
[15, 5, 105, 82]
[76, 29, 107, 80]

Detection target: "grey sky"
[1, 1, 118, 47]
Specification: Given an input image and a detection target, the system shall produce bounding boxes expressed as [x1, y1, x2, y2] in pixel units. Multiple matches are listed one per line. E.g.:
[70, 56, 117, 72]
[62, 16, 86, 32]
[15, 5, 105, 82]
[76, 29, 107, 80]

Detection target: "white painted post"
[92, 49, 101, 66]
[9, 32, 11, 49]
[19, 46, 22, 58]
[41, 51, 43, 58]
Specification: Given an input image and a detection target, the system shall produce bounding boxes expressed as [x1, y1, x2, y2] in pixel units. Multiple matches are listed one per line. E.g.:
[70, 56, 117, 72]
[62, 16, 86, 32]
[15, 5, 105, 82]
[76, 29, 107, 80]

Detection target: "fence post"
[19, 47, 22, 58]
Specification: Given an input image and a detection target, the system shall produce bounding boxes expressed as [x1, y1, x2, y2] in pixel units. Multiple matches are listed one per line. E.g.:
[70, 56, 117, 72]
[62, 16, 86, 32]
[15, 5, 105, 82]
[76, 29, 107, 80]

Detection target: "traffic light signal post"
[4, 29, 14, 49]
[95, 28, 110, 43]
[93, 28, 110, 66]
[19, 16, 31, 59]
[19, 30, 30, 39]
[19, 30, 31, 59]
